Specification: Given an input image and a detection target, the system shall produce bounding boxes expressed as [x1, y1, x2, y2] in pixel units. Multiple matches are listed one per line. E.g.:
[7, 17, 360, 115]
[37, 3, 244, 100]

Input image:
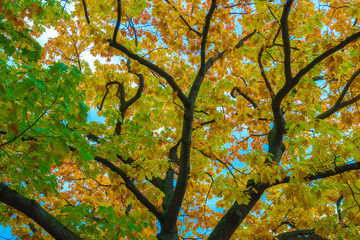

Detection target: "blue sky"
[0, 227, 14, 239]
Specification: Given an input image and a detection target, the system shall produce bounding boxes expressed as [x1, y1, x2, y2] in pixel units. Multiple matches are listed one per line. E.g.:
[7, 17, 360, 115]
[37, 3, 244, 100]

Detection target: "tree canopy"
[1, 0, 360, 239]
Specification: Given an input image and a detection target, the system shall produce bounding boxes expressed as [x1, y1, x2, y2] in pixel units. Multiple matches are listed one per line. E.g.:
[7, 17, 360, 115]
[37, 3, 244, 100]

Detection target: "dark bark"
[316, 67, 360, 119]
[157, 226, 179, 240]
[159, 105, 194, 235]
[208, 184, 266, 240]
[94, 156, 165, 222]
[280, 0, 294, 83]
[109, 41, 190, 107]
[275, 229, 327, 240]
[0, 183, 83, 240]
[270, 162, 360, 187]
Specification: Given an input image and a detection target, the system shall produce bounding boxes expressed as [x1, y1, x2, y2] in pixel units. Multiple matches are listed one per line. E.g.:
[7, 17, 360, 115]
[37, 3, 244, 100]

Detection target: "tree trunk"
[157, 225, 179, 240]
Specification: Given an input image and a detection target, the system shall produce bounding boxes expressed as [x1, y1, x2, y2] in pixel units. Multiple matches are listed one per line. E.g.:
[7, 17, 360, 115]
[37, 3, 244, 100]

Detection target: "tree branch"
[188, 0, 217, 102]
[316, 67, 360, 119]
[159, 2, 217, 236]
[109, 41, 190, 107]
[112, 0, 121, 43]
[209, 160, 360, 239]
[85, 133, 166, 192]
[294, 31, 360, 84]
[235, 30, 257, 49]
[270, 162, 360, 187]
[208, 185, 266, 240]
[0, 99, 56, 148]
[274, 31, 360, 114]
[200, 0, 216, 68]
[337, 195, 344, 222]
[275, 229, 327, 240]
[164, 0, 202, 37]
[189, 30, 256, 102]
[81, 0, 90, 24]
[0, 183, 82, 240]
[230, 87, 258, 108]
[258, 47, 275, 99]
[280, 0, 294, 83]
[94, 156, 165, 222]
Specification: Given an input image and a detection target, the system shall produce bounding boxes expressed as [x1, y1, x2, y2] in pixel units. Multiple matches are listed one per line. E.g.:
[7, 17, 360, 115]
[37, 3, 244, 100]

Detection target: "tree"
[1, 0, 360, 239]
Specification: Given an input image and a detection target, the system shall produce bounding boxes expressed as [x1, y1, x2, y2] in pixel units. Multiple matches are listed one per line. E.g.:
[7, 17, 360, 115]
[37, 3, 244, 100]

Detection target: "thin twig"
[258, 47, 275, 99]
[0, 99, 56, 148]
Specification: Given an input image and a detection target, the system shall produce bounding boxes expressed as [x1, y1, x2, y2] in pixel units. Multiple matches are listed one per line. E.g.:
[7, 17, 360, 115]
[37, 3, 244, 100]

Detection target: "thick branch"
[294, 31, 360, 84]
[161, 143, 179, 211]
[159, 2, 218, 235]
[273, 30, 360, 126]
[270, 162, 360, 187]
[274, 31, 360, 114]
[272, 20, 360, 162]
[160, 106, 194, 234]
[0, 183, 82, 240]
[280, 0, 294, 83]
[275, 229, 327, 240]
[316, 94, 360, 119]
[200, 0, 217, 68]
[112, 0, 121, 43]
[188, 0, 217, 102]
[209, 161, 360, 239]
[208, 185, 266, 240]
